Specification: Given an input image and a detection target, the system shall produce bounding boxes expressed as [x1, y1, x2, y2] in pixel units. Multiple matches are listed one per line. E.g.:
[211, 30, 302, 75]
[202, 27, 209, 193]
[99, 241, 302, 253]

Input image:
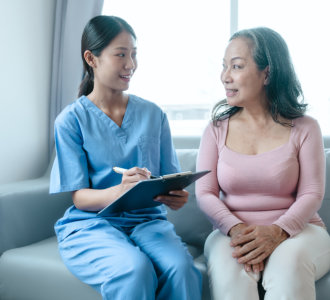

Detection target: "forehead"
[224, 37, 254, 61]
[106, 31, 136, 50]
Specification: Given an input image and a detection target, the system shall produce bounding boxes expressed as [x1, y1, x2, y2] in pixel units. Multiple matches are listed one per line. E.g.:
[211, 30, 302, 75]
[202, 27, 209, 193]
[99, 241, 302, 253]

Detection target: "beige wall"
[0, 0, 56, 184]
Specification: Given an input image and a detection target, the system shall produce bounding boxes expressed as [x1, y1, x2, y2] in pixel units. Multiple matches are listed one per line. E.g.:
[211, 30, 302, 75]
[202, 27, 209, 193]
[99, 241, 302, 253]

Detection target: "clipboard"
[97, 170, 210, 216]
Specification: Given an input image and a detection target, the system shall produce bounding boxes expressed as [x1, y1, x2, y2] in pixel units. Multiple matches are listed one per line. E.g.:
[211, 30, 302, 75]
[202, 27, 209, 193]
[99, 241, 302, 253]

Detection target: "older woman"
[196, 27, 330, 300]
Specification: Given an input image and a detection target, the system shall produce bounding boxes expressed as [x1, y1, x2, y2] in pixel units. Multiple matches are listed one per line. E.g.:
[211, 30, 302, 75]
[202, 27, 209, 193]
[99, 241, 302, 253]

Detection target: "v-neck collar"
[81, 95, 134, 130]
[81, 95, 134, 140]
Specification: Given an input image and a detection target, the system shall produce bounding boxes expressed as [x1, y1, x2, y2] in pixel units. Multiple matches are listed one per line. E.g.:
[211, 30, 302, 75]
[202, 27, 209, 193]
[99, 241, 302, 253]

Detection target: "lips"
[225, 88, 238, 97]
[119, 74, 132, 82]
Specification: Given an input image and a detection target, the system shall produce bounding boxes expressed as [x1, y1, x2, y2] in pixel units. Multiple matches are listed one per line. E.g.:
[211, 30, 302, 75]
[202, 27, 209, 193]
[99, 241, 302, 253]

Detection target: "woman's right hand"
[229, 223, 265, 274]
[119, 167, 151, 194]
[72, 167, 152, 212]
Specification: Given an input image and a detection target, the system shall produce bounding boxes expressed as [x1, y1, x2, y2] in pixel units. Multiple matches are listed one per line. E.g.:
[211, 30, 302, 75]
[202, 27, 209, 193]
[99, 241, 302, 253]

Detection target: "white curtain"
[49, 0, 104, 155]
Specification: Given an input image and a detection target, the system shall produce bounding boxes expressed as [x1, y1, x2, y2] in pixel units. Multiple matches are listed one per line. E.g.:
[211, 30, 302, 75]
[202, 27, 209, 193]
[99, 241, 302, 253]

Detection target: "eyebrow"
[222, 57, 246, 64]
[230, 56, 245, 62]
[223, 56, 245, 61]
[114, 47, 137, 51]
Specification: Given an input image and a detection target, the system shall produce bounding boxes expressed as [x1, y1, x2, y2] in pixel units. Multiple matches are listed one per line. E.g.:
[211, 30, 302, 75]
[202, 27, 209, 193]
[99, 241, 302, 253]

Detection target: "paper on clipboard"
[97, 170, 210, 216]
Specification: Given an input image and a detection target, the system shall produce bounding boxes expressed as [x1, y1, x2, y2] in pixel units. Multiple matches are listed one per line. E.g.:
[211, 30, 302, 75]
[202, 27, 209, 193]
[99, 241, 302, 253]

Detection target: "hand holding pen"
[112, 166, 153, 195]
[113, 166, 189, 210]
[113, 167, 159, 179]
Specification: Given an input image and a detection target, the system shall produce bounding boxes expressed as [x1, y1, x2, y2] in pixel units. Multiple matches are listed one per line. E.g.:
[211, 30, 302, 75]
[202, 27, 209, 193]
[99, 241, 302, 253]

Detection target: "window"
[102, 0, 229, 136]
[238, 0, 330, 135]
[103, 0, 330, 136]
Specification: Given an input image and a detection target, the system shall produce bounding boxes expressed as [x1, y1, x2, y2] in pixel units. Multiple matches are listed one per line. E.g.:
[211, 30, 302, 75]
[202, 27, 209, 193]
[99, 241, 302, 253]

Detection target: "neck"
[236, 99, 273, 127]
[87, 89, 128, 111]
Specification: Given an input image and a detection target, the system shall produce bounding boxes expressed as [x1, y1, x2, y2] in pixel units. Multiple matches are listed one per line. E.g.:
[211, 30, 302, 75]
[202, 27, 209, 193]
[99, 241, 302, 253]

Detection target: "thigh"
[205, 229, 260, 300]
[264, 224, 330, 280]
[204, 229, 233, 262]
[130, 219, 194, 272]
[205, 229, 259, 280]
[58, 218, 154, 288]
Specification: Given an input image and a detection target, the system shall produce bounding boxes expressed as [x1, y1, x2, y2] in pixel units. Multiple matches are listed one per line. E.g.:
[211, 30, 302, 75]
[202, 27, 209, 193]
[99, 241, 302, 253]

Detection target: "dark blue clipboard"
[97, 170, 210, 216]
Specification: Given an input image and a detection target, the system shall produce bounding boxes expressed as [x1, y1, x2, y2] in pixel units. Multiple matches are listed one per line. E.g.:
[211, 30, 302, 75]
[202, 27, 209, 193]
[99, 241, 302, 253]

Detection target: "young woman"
[50, 15, 201, 300]
[196, 27, 330, 299]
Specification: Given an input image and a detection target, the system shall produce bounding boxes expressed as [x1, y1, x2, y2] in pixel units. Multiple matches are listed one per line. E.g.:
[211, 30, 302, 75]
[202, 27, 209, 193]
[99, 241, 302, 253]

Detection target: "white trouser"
[205, 224, 330, 300]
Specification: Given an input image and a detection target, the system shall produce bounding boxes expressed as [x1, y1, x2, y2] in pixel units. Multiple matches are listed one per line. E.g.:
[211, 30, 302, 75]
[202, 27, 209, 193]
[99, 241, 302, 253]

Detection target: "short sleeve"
[159, 113, 181, 174]
[49, 113, 89, 193]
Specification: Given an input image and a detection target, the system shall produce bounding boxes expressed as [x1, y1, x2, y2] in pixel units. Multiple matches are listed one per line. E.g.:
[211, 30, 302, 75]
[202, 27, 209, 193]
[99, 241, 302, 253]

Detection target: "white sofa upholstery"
[0, 137, 329, 300]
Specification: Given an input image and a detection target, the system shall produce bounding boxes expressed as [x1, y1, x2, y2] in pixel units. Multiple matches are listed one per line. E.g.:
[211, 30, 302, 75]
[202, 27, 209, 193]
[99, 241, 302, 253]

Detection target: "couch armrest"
[0, 176, 71, 254]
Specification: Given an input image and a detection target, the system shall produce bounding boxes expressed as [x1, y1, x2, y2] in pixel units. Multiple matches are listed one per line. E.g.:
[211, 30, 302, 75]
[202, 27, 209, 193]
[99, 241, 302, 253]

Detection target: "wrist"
[272, 224, 289, 241]
[228, 223, 245, 237]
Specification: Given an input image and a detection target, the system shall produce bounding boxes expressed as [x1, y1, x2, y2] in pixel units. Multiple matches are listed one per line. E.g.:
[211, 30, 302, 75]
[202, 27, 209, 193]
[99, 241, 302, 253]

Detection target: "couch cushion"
[166, 149, 212, 249]
[319, 148, 330, 232]
[0, 237, 101, 300]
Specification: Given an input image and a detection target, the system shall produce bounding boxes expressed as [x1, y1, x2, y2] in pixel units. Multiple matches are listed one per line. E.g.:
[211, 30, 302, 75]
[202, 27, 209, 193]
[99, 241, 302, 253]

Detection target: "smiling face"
[87, 31, 137, 93]
[221, 37, 269, 109]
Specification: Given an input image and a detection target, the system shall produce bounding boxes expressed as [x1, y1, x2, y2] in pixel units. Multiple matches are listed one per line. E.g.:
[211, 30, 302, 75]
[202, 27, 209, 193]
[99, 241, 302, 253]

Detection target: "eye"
[117, 53, 125, 57]
[233, 64, 242, 69]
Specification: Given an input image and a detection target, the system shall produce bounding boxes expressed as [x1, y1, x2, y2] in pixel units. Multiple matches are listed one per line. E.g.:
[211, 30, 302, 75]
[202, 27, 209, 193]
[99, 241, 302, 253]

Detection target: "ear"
[264, 66, 270, 85]
[84, 50, 96, 68]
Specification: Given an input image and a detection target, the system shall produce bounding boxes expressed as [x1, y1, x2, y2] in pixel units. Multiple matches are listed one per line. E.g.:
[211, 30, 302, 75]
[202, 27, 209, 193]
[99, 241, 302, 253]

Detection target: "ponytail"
[78, 71, 94, 97]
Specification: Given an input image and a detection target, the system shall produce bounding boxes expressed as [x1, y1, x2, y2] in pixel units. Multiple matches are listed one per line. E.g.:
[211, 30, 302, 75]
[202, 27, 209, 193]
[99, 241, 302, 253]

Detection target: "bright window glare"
[103, 0, 330, 136]
[238, 0, 330, 135]
[102, 0, 229, 136]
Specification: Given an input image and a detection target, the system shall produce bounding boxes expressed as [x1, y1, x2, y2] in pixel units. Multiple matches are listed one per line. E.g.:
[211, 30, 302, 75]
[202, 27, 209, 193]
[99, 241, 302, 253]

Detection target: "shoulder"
[291, 115, 323, 146]
[129, 94, 164, 115]
[203, 118, 228, 136]
[54, 96, 87, 130]
[292, 115, 321, 134]
[202, 118, 228, 146]
[129, 94, 167, 125]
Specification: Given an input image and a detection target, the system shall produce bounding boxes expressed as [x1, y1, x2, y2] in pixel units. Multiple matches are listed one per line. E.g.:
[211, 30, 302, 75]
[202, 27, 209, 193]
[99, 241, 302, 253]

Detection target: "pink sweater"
[196, 116, 325, 237]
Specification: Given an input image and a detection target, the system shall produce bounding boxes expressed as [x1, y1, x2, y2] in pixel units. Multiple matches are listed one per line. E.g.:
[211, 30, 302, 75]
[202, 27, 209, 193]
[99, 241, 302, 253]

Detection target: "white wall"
[0, 0, 56, 184]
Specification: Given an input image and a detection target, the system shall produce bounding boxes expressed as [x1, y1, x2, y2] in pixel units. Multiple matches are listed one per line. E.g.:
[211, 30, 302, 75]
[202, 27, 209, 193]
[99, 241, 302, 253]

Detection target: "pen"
[112, 167, 159, 179]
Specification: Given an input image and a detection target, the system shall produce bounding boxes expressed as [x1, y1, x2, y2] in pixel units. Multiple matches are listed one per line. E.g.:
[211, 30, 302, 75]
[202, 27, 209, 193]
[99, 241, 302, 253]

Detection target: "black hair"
[212, 27, 307, 126]
[78, 15, 136, 97]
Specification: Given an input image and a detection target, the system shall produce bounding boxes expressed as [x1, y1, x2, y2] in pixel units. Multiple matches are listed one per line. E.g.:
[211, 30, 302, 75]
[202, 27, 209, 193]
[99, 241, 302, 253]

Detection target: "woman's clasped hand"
[229, 223, 288, 273]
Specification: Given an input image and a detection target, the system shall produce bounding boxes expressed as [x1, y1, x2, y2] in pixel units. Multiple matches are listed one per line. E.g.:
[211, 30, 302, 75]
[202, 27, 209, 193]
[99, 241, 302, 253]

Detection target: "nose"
[125, 56, 136, 71]
[221, 67, 232, 84]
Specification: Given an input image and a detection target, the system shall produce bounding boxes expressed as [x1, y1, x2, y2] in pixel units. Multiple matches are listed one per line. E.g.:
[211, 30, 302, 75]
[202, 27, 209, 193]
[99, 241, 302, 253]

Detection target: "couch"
[0, 137, 329, 300]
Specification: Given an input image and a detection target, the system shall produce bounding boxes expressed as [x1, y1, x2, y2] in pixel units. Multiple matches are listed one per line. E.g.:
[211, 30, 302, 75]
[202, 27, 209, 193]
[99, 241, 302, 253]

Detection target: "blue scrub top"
[50, 95, 180, 241]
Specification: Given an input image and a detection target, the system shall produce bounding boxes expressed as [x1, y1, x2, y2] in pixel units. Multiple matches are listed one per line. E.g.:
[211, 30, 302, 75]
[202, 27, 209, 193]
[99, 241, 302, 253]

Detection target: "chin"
[118, 84, 130, 92]
[226, 98, 239, 107]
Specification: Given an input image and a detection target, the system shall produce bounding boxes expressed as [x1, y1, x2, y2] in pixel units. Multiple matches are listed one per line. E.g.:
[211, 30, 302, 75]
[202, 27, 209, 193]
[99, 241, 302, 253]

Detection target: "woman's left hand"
[230, 224, 288, 265]
[154, 189, 189, 210]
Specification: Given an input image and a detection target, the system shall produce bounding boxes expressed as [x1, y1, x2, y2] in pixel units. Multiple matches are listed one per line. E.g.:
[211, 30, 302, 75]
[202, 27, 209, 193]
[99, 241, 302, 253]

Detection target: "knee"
[124, 252, 157, 282]
[100, 251, 157, 298]
[167, 251, 196, 277]
[158, 250, 201, 289]
[205, 230, 231, 260]
[100, 254, 157, 300]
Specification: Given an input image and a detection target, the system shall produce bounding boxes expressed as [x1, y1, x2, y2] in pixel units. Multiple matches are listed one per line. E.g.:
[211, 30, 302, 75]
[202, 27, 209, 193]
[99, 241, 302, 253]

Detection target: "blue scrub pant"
[57, 218, 202, 300]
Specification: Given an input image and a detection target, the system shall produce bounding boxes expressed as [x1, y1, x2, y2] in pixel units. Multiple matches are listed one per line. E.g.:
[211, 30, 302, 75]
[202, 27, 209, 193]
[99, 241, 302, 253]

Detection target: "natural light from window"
[102, 0, 229, 136]
[238, 0, 330, 136]
[103, 0, 330, 136]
